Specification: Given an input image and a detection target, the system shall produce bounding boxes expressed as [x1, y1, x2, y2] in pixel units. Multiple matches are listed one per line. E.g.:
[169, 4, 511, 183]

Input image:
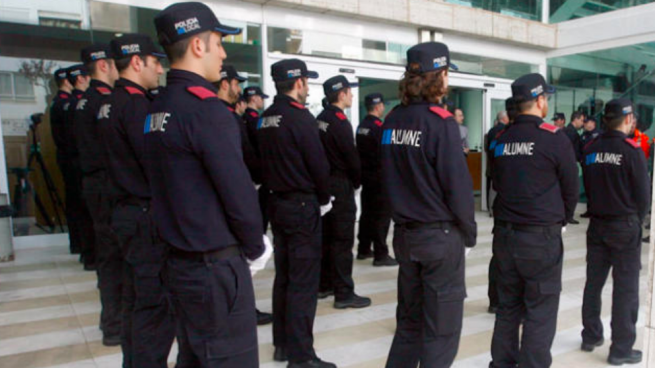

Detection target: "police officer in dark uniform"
[581, 116, 601, 148]
[580, 98, 650, 366]
[98, 34, 175, 368]
[74, 43, 121, 346]
[147, 3, 267, 367]
[257, 58, 336, 368]
[317, 75, 372, 309]
[382, 42, 476, 368]
[216, 65, 261, 184]
[65, 64, 96, 270]
[489, 73, 579, 368]
[50, 68, 80, 255]
[355, 93, 397, 266]
[485, 97, 516, 314]
[243, 86, 271, 232]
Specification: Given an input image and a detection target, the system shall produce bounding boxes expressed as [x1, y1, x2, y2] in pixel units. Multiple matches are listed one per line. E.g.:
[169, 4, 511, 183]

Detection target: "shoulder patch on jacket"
[625, 138, 640, 148]
[96, 87, 111, 95]
[539, 122, 559, 133]
[58, 93, 69, 99]
[249, 111, 258, 118]
[186, 86, 216, 100]
[289, 101, 305, 110]
[583, 137, 600, 151]
[335, 112, 347, 121]
[124, 86, 145, 96]
[374, 119, 383, 127]
[429, 106, 453, 119]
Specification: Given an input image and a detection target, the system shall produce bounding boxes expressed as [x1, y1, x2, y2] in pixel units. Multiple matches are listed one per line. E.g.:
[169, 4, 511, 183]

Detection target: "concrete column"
[643, 178, 655, 366]
[0, 111, 15, 262]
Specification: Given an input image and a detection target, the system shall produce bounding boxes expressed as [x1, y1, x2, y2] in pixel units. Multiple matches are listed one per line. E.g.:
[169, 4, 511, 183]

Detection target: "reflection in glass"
[550, 0, 655, 23]
[444, 0, 542, 21]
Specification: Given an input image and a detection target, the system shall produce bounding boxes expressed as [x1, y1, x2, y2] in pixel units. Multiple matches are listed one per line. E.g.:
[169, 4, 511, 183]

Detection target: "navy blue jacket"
[491, 115, 579, 225]
[50, 90, 72, 160]
[220, 100, 261, 184]
[380, 102, 477, 247]
[356, 114, 384, 183]
[563, 123, 582, 161]
[582, 130, 650, 222]
[243, 107, 261, 157]
[317, 105, 361, 189]
[143, 69, 263, 258]
[98, 78, 151, 200]
[257, 94, 331, 205]
[66, 89, 85, 160]
[74, 80, 113, 175]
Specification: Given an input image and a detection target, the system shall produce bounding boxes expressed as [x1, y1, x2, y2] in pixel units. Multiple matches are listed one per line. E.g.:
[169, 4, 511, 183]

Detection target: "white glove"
[465, 247, 472, 257]
[562, 226, 567, 234]
[320, 196, 336, 216]
[248, 235, 273, 277]
[254, 184, 261, 191]
[354, 187, 362, 197]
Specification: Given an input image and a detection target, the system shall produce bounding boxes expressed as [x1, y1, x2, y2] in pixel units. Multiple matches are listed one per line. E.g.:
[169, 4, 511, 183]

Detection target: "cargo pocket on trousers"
[435, 289, 466, 336]
[134, 264, 165, 309]
[405, 227, 452, 262]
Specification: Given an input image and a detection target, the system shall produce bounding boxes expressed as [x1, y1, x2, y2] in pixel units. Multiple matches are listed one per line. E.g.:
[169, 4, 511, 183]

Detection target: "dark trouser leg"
[386, 259, 422, 368]
[320, 215, 334, 293]
[488, 255, 499, 309]
[582, 222, 611, 345]
[167, 254, 258, 368]
[270, 195, 321, 363]
[371, 185, 391, 260]
[84, 173, 122, 338]
[357, 184, 373, 256]
[491, 228, 524, 368]
[259, 186, 270, 233]
[121, 260, 135, 367]
[608, 221, 642, 357]
[516, 230, 563, 368]
[74, 162, 95, 266]
[330, 178, 356, 301]
[58, 157, 80, 253]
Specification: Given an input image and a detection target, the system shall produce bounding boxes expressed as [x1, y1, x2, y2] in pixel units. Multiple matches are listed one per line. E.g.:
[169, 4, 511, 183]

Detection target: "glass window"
[0, 73, 12, 97]
[13, 74, 34, 100]
[550, 0, 655, 23]
[444, 0, 542, 21]
[451, 52, 539, 80]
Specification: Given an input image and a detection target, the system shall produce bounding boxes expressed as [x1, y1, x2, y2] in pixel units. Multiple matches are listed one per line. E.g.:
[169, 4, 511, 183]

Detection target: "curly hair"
[399, 63, 448, 105]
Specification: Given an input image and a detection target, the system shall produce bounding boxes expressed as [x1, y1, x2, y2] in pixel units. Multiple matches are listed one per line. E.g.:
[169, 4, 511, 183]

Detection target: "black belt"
[397, 221, 453, 230]
[271, 191, 316, 201]
[117, 196, 150, 208]
[590, 214, 639, 222]
[168, 245, 241, 262]
[495, 220, 562, 234]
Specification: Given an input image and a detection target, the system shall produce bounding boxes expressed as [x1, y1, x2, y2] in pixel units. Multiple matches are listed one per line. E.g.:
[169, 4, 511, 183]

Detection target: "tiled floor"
[0, 211, 648, 367]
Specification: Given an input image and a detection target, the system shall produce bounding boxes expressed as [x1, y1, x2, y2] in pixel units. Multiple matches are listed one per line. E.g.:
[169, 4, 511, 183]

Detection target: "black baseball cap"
[154, 2, 241, 46]
[511, 73, 555, 102]
[551, 112, 565, 121]
[365, 93, 384, 107]
[323, 75, 358, 96]
[244, 86, 269, 99]
[406, 42, 458, 74]
[604, 98, 634, 118]
[80, 43, 114, 64]
[111, 34, 166, 60]
[66, 64, 89, 85]
[220, 65, 247, 82]
[271, 59, 318, 82]
[237, 94, 247, 103]
[53, 68, 68, 81]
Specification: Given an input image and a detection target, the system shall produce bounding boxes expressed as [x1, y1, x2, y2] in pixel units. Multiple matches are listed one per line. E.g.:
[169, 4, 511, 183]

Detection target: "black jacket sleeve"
[336, 121, 362, 189]
[631, 149, 651, 222]
[556, 133, 580, 222]
[294, 117, 331, 205]
[435, 119, 477, 247]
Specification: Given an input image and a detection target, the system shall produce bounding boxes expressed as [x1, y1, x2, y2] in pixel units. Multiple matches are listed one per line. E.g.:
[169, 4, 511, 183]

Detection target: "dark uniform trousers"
[320, 175, 357, 300]
[259, 185, 270, 233]
[83, 170, 122, 337]
[488, 256, 499, 309]
[357, 176, 391, 259]
[167, 248, 258, 368]
[490, 222, 563, 368]
[386, 222, 466, 368]
[111, 200, 175, 368]
[270, 192, 322, 363]
[64, 158, 96, 265]
[582, 217, 641, 357]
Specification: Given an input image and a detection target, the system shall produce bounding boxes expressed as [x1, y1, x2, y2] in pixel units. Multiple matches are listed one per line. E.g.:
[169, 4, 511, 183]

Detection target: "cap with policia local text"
[406, 42, 458, 73]
[54, 68, 68, 81]
[244, 86, 269, 99]
[111, 34, 167, 60]
[80, 43, 114, 64]
[365, 93, 384, 107]
[154, 2, 241, 46]
[66, 64, 89, 85]
[551, 112, 565, 121]
[271, 59, 318, 82]
[511, 73, 555, 102]
[604, 98, 634, 118]
[323, 75, 358, 96]
[220, 65, 247, 82]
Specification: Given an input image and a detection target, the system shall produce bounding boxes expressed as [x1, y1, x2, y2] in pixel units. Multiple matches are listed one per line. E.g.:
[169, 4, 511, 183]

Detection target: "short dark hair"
[115, 55, 147, 73]
[212, 78, 231, 90]
[517, 99, 536, 113]
[571, 111, 584, 122]
[603, 114, 626, 130]
[275, 78, 301, 94]
[163, 31, 211, 63]
[246, 95, 257, 103]
[56, 78, 67, 88]
[85, 60, 99, 76]
[326, 88, 348, 104]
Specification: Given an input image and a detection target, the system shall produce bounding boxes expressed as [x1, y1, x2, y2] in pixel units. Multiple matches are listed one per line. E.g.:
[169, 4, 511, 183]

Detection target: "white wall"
[0, 0, 89, 27]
